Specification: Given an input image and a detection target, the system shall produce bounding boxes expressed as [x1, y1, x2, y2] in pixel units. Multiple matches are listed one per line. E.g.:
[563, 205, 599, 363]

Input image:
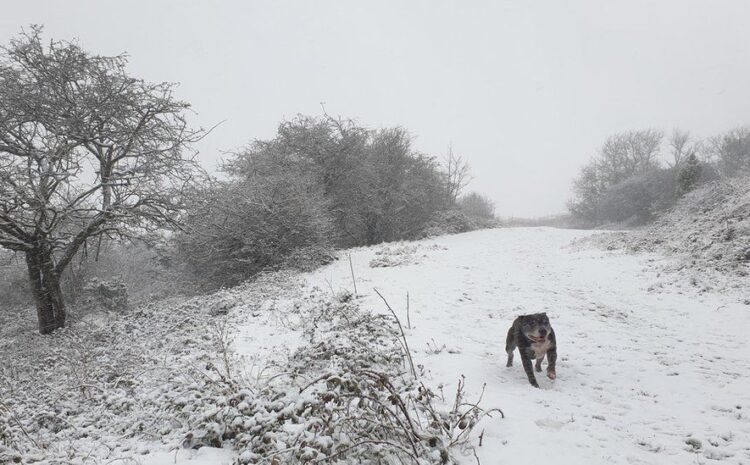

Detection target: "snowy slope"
[298, 227, 750, 465]
[578, 176, 750, 295]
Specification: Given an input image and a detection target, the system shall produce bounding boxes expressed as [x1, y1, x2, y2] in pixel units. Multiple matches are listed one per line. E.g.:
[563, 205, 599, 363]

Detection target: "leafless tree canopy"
[596, 129, 663, 185]
[710, 126, 750, 176]
[668, 129, 692, 168]
[444, 143, 472, 205]
[0, 27, 204, 333]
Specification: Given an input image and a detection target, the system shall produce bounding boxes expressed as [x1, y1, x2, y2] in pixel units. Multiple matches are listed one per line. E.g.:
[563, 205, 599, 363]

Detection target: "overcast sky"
[2, 1, 749, 216]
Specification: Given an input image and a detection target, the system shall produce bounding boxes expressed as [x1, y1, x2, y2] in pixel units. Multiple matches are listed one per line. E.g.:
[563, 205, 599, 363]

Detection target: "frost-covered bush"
[0, 255, 30, 309]
[457, 192, 495, 220]
[176, 174, 333, 287]
[595, 168, 678, 225]
[58, 241, 194, 307]
[421, 210, 474, 237]
[419, 209, 495, 238]
[81, 277, 129, 311]
[180, 291, 499, 464]
[713, 126, 750, 176]
[280, 245, 337, 273]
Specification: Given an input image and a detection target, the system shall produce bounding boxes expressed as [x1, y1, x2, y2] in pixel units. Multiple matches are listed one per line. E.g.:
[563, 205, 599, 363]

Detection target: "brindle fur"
[505, 313, 557, 388]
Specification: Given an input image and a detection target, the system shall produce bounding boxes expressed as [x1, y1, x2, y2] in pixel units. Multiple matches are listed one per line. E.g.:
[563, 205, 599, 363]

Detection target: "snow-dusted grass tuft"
[369, 243, 447, 268]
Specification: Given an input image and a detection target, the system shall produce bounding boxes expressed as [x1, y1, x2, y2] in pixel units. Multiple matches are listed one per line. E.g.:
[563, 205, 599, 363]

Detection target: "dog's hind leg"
[505, 327, 516, 367]
[535, 354, 544, 372]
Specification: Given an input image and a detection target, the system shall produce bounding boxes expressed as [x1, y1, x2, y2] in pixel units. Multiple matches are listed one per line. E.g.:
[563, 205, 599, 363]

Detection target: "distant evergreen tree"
[677, 153, 702, 195]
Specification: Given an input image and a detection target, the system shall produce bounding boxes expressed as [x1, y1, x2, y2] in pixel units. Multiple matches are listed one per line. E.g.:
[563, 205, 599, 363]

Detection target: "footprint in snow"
[534, 417, 568, 430]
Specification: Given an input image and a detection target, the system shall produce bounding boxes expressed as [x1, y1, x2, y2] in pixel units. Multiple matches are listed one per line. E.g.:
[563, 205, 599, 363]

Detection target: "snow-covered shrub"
[0, 256, 30, 309]
[180, 291, 500, 464]
[280, 245, 337, 272]
[457, 192, 495, 220]
[209, 116, 456, 248]
[176, 174, 333, 288]
[595, 169, 678, 226]
[419, 209, 494, 238]
[82, 276, 128, 311]
[57, 241, 194, 307]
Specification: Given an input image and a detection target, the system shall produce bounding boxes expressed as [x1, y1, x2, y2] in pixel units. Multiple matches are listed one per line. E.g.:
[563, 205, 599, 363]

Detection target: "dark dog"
[505, 313, 557, 388]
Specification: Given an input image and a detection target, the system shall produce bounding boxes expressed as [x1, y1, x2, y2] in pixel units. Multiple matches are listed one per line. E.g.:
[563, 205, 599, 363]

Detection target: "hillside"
[577, 175, 750, 296]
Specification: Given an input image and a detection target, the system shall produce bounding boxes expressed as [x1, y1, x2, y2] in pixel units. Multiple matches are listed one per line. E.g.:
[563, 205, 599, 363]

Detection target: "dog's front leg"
[546, 346, 557, 380]
[520, 351, 539, 388]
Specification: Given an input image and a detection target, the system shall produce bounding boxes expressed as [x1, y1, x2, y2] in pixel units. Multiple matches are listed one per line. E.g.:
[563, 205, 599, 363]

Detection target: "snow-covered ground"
[4, 227, 749, 464]
[296, 227, 750, 464]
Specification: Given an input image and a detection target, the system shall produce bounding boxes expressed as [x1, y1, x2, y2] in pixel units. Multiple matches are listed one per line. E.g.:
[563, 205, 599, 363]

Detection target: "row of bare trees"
[569, 127, 750, 225]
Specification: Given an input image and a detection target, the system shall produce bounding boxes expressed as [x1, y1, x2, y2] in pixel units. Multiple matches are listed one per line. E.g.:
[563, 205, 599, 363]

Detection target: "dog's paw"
[547, 371, 556, 380]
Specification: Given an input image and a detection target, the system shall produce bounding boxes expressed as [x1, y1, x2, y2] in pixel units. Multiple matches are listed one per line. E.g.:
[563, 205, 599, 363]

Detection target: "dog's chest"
[530, 339, 552, 358]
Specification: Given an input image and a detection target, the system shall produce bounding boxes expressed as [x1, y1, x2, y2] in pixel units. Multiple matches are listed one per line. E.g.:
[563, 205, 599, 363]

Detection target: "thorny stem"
[373, 288, 417, 379]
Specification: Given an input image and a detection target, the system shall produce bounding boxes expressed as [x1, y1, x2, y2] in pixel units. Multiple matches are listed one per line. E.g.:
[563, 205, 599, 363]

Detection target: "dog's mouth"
[528, 335, 547, 343]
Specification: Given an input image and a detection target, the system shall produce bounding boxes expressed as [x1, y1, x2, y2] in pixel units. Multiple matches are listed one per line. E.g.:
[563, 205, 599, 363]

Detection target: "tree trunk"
[25, 248, 66, 334]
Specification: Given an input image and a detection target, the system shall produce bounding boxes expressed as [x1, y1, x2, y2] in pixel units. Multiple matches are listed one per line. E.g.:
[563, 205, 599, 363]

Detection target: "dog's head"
[519, 313, 552, 343]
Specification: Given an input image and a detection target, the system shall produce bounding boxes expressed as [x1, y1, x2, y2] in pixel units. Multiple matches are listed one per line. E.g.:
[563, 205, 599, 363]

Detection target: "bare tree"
[0, 27, 204, 333]
[709, 126, 750, 176]
[597, 129, 663, 185]
[668, 129, 692, 168]
[444, 143, 471, 205]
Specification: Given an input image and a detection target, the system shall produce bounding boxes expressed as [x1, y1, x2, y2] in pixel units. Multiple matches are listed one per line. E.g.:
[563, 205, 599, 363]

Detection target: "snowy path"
[302, 227, 750, 465]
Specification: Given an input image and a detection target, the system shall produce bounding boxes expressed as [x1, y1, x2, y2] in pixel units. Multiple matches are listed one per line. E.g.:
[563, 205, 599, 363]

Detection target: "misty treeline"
[568, 127, 750, 226]
[0, 28, 495, 333]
